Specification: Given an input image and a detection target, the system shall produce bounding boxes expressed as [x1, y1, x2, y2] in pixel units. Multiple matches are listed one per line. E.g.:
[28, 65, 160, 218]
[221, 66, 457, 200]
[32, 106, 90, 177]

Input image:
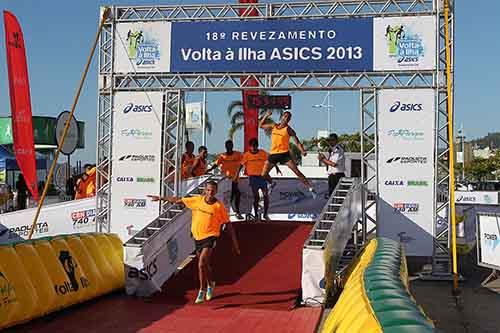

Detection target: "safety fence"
[321, 237, 435, 333]
[0, 233, 124, 330]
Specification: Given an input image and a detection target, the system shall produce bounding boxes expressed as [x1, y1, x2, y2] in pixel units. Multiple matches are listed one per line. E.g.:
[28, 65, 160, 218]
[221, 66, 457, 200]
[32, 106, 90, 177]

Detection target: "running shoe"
[195, 290, 205, 304]
[268, 181, 277, 194]
[309, 187, 318, 199]
[263, 214, 271, 221]
[235, 213, 244, 220]
[206, 282, 215, 301]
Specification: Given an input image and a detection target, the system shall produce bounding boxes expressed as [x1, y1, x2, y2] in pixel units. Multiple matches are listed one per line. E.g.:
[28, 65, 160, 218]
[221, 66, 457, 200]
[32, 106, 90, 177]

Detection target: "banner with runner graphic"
[113, 16, 436, 74]
[377, 89, 436, 256]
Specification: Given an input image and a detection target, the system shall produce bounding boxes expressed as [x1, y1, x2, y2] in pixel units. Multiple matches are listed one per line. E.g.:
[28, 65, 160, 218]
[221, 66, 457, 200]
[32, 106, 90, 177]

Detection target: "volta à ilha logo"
[126, 29, 160, 67]
[384, 24, 424, 65]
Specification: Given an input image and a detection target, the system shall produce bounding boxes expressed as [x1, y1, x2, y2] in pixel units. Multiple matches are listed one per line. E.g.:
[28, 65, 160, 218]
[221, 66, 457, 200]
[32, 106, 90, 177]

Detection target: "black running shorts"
[194, 236, 218, 252]
[268, 152, 291, 165]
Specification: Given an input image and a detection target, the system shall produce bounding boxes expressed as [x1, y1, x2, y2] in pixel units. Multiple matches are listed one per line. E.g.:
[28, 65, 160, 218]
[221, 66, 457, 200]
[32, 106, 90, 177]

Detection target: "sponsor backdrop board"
[111, 92, 163, 242]
[477, 214, 500, 270]
[0, 198, 95, 244]
[455, 191, 499, 205]
[113, 16, 436, 74]
[377, 89, 436, 256]
[234, 178, 328, 219]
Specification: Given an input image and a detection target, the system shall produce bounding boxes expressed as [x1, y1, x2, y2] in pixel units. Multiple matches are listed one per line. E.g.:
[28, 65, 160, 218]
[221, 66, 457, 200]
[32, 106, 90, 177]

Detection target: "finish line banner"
[113, 16, 436, 73]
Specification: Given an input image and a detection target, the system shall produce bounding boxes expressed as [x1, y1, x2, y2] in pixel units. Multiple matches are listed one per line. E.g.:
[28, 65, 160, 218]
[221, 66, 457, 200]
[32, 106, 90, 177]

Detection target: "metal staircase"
[304, 177, 363, 274]
[125, 175, 225, 248]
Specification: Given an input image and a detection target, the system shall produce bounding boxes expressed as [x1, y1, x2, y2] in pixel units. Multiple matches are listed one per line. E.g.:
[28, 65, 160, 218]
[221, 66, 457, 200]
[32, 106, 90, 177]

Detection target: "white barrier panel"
[236, 178, 328, 219]
[0, 198, 95, 244]
[111, 92, 163, 242]
[125, 210, 194, 296]
[477, 213, 500, 270]
[456, 191, 499, 205]
[301, 248, 325, 306]
[377, 89, 436, 256]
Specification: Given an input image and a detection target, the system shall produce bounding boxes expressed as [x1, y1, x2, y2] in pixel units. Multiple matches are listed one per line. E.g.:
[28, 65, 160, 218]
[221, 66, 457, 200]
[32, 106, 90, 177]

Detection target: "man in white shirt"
[318, 133, 346, 195]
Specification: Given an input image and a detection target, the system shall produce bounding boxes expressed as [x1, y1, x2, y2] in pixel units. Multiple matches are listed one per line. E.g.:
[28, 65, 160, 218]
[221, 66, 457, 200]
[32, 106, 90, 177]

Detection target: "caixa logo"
[389, 101, 423, 112]
[123, 103, 153, 114]
[127, 258, 158, 280]
[288, 213, 318, 219]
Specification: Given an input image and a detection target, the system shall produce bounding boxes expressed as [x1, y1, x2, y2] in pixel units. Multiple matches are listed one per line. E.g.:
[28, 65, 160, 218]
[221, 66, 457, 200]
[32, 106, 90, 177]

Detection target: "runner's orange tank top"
[270, 125, 290, 154]
[181, 154, 195, 179]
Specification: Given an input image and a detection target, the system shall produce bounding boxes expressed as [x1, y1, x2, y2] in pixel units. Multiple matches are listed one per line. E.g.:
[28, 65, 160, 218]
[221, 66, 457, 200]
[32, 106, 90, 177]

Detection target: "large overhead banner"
[377, 89, 436, 256]
[113, 16, 436, 74]
[111, 92, 163, 242]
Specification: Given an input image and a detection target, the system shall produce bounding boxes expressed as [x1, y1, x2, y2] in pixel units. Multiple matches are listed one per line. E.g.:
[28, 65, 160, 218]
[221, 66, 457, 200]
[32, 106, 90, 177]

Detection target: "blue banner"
[170, 18, 373, 73]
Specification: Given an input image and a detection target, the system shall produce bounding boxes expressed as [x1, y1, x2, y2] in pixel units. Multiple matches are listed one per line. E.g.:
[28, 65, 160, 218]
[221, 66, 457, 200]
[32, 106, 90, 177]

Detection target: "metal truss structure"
[96, 1, 454, 275]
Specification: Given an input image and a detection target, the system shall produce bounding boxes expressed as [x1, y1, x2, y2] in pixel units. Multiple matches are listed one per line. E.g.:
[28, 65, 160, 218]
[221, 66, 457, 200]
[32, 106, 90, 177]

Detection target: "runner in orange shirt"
[259, 110, 317, 199]
[207, 140, 244, 219]
[148, 180, 240, 304]
[181, 141, 196, 179]
[191, 146, 208, 177]
[234, 138, 281, 221]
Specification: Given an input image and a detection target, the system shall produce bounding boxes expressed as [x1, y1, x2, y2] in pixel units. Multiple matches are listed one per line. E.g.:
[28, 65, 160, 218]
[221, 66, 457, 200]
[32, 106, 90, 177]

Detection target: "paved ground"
[410, 252, 500, 333]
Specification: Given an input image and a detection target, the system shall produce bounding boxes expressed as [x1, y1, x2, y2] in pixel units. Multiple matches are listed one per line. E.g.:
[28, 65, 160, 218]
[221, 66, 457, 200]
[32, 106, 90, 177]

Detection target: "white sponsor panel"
[477, 214, 500, 270]
[185, 102, 202, 129]
[125, 210, 194, 296]
[114, 22, 172, 73]
[377, 89, 436, 256]
[111, 92, 163, 242]
[455, 191, 499, 205]
[234, 178, 328, 219]
[301, 248, 325, 306]
[374, 16, 436, 71]
[0, 198, 95, 244]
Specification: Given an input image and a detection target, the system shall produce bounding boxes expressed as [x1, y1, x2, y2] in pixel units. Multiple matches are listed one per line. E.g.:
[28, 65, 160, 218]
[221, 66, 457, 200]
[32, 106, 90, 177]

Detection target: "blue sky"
[0, 0, 498, 163]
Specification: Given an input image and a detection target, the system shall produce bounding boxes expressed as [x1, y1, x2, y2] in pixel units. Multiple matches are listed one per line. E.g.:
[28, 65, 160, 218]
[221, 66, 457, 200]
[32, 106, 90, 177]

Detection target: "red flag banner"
[239, 0, 259, 152]
[4, 11, 39, 200]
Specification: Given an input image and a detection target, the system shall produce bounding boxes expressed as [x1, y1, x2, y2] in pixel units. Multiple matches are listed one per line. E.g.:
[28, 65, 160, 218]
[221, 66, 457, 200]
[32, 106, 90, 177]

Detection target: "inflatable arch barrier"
[322, 238, 436, 333]
[0, 233, 124, 330]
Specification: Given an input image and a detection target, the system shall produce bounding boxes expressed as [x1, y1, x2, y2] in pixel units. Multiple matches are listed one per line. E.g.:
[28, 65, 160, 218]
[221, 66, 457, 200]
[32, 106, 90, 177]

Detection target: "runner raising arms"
[148, 181, 240, 304]
[260, 110, 317, 199]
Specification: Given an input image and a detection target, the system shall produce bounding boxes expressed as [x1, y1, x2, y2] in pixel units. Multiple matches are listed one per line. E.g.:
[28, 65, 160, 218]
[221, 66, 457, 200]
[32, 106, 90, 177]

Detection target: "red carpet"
[7, 222, 322, 333]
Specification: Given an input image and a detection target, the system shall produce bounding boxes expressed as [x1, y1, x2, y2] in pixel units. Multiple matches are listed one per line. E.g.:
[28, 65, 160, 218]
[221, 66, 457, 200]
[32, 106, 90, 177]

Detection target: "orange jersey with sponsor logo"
[215, 151, 243, 177]
[270, 125, 290, 154]
[181, 196, 229, 240]
[241, 149, 268, 176]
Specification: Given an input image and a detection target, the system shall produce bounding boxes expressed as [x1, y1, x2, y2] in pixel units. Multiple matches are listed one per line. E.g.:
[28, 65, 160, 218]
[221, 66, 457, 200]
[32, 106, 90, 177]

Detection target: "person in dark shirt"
[15, 174, 28, 210]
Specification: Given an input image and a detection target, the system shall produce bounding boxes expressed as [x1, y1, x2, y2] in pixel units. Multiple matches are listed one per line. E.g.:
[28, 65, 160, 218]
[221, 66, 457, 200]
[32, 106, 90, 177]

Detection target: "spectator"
[75, 173, 88, 200]
[15, 174, 28, 210]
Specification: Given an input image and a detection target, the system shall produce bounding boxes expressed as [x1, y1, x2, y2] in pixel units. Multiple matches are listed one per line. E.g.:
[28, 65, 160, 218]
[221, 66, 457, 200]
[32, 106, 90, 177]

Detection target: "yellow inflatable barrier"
[322, 238, 435, 333]
[0, 233, 124, 330]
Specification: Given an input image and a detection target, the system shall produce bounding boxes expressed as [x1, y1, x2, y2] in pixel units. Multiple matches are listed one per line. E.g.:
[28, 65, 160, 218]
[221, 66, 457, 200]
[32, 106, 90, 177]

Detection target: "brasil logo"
[126, 29, 160, 67]
[385, 24, 424, 65]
